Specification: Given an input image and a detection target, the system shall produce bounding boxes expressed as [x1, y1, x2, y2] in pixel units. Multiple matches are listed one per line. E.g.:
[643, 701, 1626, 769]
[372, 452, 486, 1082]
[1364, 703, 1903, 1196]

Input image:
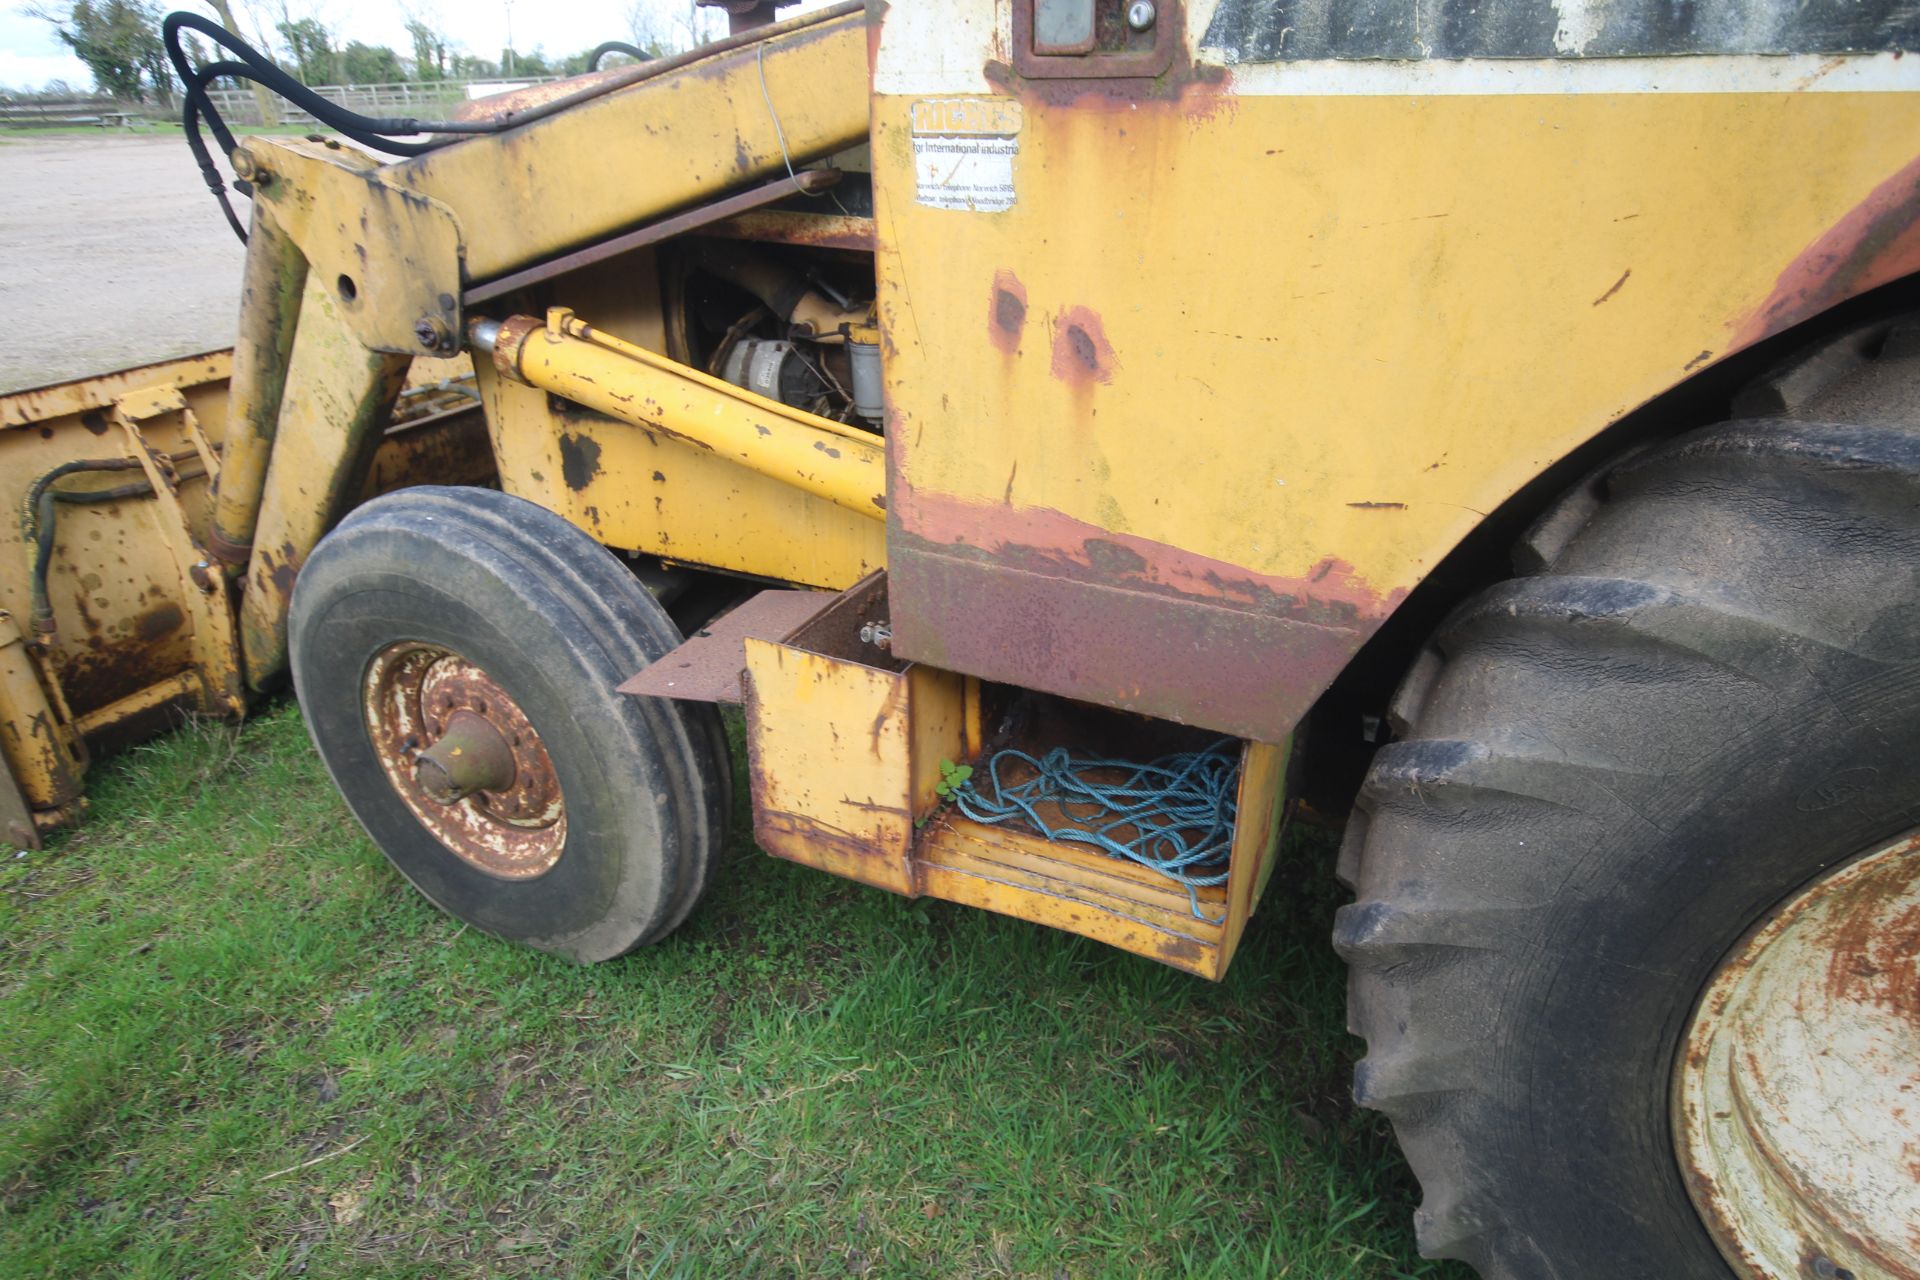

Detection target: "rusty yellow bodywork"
[736, 573, 1292, 977]
[0, 350, 488, 836]
[3, 0, 1916, 979]
[868, 8, 1920, 739]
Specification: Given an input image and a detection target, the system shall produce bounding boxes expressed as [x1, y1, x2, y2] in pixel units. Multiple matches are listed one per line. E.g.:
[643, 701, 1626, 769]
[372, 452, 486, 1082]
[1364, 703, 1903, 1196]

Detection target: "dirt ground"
[0, 136, 248, 393]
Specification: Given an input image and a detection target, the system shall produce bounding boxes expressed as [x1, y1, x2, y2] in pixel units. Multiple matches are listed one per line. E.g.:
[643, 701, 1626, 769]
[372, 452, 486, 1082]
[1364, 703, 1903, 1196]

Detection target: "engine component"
[848, 325, 884, 423]
[720, 337, 829, 408]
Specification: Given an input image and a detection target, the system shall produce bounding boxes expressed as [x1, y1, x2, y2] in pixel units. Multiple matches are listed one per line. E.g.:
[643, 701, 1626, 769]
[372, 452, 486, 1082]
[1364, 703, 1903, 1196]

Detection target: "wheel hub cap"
[1675, 828, 1920, 1280]
[362, 642, 566, 879]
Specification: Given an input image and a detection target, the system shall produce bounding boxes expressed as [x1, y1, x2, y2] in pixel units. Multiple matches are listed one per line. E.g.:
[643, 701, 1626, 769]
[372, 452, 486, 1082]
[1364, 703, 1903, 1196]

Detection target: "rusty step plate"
[617, 589, 829, 704]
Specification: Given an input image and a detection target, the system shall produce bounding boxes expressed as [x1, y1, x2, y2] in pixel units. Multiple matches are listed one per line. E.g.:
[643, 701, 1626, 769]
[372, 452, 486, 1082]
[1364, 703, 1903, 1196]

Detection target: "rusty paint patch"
[754, 809, 914, 895]
[257, 540, 300, 602]
[557, 431, 604, 491]
[1817, 847, 1920, 1019]
[1677, 828, 1920, 1278]
[1050, 306, 1116, 386]
[899, 491, 1398, 629]
[50, 614, 190, 723]
[1736, 150, 1920, 351]
[703, 210, 877, 252]
[888, 489, 1404, 741]
[989, 269, 1028, 355]
[363, 641, 566, 879]
[619, 589, 825, 704]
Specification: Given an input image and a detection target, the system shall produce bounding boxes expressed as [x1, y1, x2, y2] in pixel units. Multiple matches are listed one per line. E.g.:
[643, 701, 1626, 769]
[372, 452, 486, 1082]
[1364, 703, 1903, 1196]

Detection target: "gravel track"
[0, 135, 248, 392]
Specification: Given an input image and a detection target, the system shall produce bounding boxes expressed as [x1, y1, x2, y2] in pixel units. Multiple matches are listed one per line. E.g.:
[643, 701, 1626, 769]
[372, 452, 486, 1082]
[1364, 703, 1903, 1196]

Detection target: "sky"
[0, 1, 829, 91]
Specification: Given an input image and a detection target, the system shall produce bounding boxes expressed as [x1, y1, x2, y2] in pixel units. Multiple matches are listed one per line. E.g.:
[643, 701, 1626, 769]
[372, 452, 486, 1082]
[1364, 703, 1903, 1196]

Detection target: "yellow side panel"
[743, 637, 916, 895]
[916, 818, 1230, 979]
[905, 665, 969, 821]
[879, 87, 1920, 586]
[870, 83, 1920, 736]
[1220, 738, 1289, 972]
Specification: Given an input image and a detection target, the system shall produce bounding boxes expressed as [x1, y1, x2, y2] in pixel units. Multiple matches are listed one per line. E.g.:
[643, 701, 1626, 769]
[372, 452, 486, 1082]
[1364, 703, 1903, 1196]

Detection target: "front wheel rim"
[1674, 827, 1920, 1280]
[361, 641, 567, 879]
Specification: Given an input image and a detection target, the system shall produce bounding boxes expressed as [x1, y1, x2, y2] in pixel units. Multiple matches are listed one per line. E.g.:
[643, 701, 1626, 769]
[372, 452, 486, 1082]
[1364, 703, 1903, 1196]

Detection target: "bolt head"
[414, 317, 446, 350]
[1126, 0, 1156, 31]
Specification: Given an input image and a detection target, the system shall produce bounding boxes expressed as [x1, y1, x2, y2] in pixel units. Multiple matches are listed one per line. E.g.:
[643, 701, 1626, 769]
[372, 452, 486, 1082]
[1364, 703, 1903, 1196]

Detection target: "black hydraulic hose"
[163, 1, 864, 242]
[164, 13, 506, 149]
[183, 60, 253, 243]
[587, 41, 652, 71]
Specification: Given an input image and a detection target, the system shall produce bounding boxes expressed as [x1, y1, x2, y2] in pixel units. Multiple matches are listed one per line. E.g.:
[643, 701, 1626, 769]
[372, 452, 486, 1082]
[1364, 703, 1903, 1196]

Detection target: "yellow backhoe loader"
[4, 2, 1918, 1275]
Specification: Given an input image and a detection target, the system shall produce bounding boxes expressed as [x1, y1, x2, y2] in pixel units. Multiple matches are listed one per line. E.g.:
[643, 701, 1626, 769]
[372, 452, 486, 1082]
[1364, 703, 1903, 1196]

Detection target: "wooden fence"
[0, 95, 144, 128]
[1, 77, 571, 131]
[201, 77, 566, 127]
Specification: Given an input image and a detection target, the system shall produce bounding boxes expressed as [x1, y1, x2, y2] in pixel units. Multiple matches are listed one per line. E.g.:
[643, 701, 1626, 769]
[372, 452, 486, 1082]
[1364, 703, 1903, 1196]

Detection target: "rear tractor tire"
[289, 486, 729, 962]
[1339, 320, 1920, 1278]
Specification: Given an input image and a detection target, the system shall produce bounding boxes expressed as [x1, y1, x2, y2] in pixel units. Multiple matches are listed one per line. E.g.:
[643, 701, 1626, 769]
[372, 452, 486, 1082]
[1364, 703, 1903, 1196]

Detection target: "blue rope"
[952, 739, 1241, 921]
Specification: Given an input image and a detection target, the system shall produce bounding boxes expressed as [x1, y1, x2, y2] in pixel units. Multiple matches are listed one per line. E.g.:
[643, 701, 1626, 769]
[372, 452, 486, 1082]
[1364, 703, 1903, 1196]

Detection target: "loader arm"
[211, 2, 872, 688]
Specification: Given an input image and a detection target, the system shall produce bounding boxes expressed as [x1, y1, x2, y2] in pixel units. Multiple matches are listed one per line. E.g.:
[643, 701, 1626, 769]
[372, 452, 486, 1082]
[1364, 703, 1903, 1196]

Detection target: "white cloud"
[0, 48, 92, 92]
[0, 0, 842, 91]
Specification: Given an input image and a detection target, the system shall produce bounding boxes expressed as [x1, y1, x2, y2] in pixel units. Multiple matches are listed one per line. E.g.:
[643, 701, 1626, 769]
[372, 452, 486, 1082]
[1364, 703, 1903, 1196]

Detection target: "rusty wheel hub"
[362, 642, 565, 879]
[1675, 828, 1920, 1280]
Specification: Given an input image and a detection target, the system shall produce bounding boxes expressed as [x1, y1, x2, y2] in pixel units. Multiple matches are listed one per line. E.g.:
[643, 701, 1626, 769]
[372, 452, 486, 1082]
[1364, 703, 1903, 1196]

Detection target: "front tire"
[290, 487, 729, 962]
[1339, 321, 1920, 1277]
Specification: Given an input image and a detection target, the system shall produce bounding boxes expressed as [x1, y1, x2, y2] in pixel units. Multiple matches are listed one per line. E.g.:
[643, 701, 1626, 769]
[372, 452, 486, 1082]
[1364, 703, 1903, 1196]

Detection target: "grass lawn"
[0, 703, 1463, 1278]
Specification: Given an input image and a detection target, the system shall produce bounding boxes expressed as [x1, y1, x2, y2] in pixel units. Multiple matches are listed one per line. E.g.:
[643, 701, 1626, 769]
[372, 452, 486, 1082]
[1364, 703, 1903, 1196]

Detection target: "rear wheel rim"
[361, 641, 566, 879]
[1674, 827, 1920, 1280]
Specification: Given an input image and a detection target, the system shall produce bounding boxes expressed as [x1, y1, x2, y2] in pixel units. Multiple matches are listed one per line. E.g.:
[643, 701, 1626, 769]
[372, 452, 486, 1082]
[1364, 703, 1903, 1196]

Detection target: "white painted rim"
[1675, 828, 1920, 1280]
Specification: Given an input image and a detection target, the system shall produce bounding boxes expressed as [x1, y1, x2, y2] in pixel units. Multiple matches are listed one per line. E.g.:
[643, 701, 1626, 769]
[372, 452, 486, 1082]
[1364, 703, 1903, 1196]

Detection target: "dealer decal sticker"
[910, 98, 1023, 213]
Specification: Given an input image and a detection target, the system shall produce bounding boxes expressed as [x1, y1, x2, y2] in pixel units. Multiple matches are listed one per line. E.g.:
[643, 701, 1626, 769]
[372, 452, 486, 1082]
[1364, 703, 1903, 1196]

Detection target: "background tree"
[274, 14, 333, 84]
[449, 52, 497, 79]
[24, 0, 174, 104]
[339, 40, 403, 84]
[404, 18, 447, 81]
[199, 0, 277, 124]
[623, 0, 721, 56]
[505, 45, 553, 77]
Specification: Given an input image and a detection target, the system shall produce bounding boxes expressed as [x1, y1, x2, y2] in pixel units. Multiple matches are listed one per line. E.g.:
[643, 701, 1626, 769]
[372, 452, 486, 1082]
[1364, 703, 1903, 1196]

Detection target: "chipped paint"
[989, 268, 1028, 354]
[1049, 305, 1116, 385]
[890, 489, 1403, 742]
[1735, 149, 1920, 351]
[557, 431, 605, 490]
